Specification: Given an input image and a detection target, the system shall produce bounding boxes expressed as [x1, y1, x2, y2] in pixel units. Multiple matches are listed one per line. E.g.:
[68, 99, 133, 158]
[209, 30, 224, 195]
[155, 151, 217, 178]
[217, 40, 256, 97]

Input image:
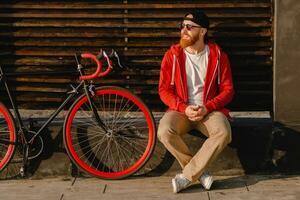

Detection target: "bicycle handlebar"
[79, 53, 102, 80]
[79, 52, 113, 81]
[79, 49, 125, 81]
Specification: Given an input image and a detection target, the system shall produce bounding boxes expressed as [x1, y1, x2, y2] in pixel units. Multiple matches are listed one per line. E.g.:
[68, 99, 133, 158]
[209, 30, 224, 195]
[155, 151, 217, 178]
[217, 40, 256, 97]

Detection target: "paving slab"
[0, 177, 71, 200]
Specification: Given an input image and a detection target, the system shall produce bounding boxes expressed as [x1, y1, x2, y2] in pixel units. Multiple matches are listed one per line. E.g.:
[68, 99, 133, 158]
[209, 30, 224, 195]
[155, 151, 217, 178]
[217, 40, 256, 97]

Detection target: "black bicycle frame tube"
[28, 81, 84, 144]
[83, 81, 108, 132]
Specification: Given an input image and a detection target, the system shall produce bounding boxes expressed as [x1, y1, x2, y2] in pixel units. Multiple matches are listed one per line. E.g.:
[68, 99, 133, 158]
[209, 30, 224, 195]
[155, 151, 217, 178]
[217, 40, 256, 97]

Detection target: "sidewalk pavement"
[1, 174, 299, 200]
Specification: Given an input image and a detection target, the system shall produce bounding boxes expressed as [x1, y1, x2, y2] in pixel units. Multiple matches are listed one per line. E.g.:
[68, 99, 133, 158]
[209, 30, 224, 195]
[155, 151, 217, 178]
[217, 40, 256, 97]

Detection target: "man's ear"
[201, 28, 207, 36]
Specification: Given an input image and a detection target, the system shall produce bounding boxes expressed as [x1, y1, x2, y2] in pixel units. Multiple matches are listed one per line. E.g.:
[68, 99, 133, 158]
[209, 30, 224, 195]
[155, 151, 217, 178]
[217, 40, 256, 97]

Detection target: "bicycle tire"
[64, 86, 156, 179]
[0, 102, 16, 172]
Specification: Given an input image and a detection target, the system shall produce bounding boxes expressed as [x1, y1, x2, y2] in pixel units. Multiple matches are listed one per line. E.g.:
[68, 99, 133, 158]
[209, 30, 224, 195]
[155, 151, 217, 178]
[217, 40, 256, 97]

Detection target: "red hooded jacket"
[159, 42, 234, 117]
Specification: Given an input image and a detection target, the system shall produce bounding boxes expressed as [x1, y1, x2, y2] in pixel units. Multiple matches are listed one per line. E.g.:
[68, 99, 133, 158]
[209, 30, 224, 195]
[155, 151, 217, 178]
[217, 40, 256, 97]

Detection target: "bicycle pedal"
[20, 166, 32, 178]
[20, 166, 25, 177]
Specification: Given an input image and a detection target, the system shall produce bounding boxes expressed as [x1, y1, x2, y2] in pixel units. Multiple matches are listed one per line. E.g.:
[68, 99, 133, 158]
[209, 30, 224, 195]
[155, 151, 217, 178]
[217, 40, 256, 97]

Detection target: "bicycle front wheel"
[0, 102, 16, 172]
[64, 86, 156, 179]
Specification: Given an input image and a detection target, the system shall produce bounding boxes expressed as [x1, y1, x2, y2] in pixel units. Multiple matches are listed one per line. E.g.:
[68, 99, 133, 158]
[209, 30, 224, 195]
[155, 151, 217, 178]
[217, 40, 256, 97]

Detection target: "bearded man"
[157, 10, 234, 193]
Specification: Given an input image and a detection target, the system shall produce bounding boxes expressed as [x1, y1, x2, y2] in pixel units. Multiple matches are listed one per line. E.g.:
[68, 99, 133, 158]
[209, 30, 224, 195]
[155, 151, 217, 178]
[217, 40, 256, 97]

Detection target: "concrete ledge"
[1, 110, 286, 179]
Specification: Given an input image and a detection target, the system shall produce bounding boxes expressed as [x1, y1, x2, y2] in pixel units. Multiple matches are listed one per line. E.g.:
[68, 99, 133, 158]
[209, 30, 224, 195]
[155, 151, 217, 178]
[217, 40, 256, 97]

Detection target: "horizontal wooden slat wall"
[0, 0, 273, 111]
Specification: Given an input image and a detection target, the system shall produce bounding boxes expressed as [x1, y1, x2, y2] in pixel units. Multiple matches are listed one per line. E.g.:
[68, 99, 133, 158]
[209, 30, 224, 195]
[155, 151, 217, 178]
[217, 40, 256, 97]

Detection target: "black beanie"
[184, 10, 209, 28]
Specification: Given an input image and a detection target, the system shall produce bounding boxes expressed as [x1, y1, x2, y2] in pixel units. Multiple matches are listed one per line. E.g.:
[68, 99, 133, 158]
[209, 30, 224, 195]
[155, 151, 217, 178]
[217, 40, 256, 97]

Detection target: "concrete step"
[0, 110, 288, 179]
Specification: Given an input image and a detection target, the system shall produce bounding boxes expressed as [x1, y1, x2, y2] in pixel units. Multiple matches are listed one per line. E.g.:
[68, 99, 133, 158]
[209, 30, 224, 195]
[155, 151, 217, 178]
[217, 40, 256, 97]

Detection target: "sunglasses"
[179, 23, 202, 31]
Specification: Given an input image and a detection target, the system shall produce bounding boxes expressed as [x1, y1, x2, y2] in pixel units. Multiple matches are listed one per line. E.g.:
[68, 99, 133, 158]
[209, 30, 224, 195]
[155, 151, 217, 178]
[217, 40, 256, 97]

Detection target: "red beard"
[180, 33, 199, 48]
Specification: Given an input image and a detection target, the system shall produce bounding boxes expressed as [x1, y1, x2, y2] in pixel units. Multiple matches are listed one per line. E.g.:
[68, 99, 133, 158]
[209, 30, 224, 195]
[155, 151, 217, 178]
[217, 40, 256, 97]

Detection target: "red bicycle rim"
[0, 105, 15, 170]
[65, 88, 154, 178]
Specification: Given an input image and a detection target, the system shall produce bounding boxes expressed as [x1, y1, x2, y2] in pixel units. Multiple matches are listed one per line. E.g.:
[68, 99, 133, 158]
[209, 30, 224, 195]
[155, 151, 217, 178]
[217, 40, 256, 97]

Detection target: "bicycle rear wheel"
[64, 86, 156, 179]
[0, 102, 16, 172]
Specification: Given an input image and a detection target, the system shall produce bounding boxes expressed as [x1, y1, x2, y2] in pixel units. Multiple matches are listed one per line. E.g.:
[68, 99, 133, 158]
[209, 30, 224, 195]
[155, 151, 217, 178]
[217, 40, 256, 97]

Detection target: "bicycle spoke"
[74, 119, 97, 127]
[83, 141, 104, 168]
[110, 99, 134, 130]
[72, 133, 102, 148]
[98, 138, 113, 172]
[75, 134, 107, 153]
[111, 138, 127, 171]
[81, 136, 108, 158]
[114, 139, 140, 166]
[73, 124, 106, 136]
[115, 112, 145, 132]
[111, 94, 118, 131]
[110, 97, 129, 131]
[89, 138, 104, 169]
[117, 135, 148, 156]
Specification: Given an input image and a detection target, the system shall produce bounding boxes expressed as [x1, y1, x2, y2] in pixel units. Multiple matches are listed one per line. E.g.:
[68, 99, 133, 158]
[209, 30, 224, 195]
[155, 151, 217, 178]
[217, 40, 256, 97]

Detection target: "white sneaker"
[199, 172, 213, 190]
[172, 174, 192, 193]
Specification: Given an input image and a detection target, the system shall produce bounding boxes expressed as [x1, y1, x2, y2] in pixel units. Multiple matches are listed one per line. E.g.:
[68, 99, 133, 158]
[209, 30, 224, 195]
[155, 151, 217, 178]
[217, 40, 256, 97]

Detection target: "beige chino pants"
[157, 111, 232, 182]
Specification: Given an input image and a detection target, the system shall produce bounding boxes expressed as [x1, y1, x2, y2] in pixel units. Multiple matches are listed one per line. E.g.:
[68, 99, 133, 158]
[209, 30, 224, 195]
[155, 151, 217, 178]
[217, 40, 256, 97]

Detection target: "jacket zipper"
[171, 54, 187, 108]
[204, 50, 220, 103]
[177, 56, 187, 103]
[171, 55, 176, 86]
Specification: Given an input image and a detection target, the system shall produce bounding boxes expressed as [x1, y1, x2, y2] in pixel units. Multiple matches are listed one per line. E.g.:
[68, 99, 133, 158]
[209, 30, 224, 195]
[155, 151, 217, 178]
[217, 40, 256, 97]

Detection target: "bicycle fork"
[85, 83, 108, 133]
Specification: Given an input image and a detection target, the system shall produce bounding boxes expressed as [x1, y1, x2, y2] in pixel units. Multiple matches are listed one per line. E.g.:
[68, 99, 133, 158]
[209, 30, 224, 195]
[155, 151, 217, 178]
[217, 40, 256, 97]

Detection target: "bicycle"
[0, 50, 156, 179]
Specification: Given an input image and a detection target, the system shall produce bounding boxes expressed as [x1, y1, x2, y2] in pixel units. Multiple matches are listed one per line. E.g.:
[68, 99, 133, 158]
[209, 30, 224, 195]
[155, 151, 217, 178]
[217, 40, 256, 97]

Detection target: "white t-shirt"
[184, 45, 210, 106]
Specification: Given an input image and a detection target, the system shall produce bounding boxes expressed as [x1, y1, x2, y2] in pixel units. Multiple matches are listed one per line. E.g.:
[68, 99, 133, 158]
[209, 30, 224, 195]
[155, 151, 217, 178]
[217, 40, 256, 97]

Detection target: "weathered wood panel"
[0, 0, 273, 111]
